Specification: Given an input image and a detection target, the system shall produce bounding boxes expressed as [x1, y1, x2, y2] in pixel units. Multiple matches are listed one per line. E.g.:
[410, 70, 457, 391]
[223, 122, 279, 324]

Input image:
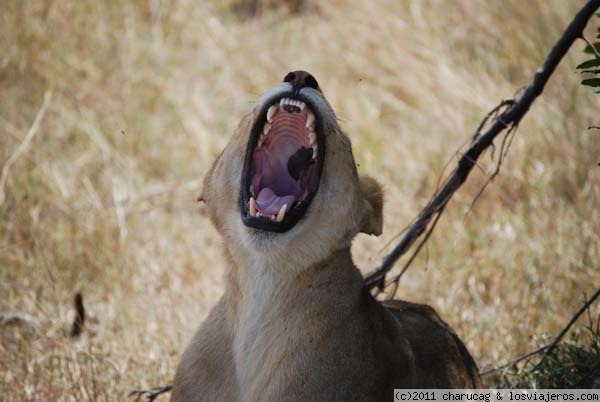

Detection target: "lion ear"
[359, 175, 383, 236]
[197, 182, 207, 203]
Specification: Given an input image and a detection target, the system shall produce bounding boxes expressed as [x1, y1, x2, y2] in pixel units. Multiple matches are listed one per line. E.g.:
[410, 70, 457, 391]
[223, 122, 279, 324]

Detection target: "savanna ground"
[1, 0, 600, 400]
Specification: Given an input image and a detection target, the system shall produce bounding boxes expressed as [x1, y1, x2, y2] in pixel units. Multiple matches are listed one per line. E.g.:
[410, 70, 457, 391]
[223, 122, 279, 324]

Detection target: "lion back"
[382, 300, 483, 389]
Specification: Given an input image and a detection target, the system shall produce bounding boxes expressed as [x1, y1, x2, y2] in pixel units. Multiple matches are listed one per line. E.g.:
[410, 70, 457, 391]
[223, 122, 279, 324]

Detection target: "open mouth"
[240, 95, 325, 232]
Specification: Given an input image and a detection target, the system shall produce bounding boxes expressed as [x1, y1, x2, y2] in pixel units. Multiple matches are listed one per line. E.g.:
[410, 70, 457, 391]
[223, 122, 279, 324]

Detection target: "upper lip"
[239, 93, 325, 233]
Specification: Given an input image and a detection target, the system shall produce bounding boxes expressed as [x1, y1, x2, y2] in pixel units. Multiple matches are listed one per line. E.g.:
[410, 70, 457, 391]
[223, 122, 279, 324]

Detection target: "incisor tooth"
[276, 203, 287, 222]
[263, 123, 271, 135]
[267, 105, 277, 122]
[306, 112, 315, 128]
[249, 197, 257, 216]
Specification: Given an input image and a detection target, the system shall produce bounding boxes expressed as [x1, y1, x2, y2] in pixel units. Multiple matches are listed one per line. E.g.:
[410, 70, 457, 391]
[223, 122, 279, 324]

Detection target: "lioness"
[171, 71, 482, 402]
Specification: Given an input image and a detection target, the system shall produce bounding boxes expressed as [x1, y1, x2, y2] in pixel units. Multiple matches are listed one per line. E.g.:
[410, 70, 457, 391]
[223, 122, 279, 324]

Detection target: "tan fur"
[171, 80, 482, 402]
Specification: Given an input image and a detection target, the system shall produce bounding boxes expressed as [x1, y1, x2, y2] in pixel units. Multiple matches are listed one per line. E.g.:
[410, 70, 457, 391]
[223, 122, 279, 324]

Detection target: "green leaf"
[576, 58, 600, 69]
[584, 43, 600, 54]
[581, 78, 600, 87]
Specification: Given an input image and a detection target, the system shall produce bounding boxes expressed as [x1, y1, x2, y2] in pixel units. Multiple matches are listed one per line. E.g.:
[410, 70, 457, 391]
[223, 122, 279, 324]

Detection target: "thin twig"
[532, 287, 600, 371]
[385, 204, 446, 298]
[482, 286, 600, 376]
[0, 91, 52, 206]
[581, 34, 600, 59]
[364, 0, 600, 290]
[480, 344, 551, 376]
[129, 385, 173, 402]
[463, 124, 518, 221]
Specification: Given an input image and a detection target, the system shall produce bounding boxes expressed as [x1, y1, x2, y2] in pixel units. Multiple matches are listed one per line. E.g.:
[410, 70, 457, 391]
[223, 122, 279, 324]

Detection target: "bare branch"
[481, 286, 600, 376]
[364, 0, 600, 290]
[532, 286, 600, 371]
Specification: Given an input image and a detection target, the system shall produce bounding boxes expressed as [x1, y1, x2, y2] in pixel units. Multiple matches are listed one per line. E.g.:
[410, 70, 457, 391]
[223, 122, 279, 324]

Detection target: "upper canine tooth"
[306, 112, 315, 128]
[280, 98, 286, 107]
[249, 197, 257, 216]
[276, 203, 287, 222]
[299, 101, 306, 111]
[267, 105, 277, 122]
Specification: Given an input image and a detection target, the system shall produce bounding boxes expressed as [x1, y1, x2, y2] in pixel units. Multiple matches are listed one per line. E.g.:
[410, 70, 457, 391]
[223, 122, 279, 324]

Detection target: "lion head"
[200, 71, 382, 268]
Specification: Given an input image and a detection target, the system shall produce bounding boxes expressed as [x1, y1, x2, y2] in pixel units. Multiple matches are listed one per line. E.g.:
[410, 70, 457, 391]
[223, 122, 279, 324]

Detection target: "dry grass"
[1, 0, 599, 399]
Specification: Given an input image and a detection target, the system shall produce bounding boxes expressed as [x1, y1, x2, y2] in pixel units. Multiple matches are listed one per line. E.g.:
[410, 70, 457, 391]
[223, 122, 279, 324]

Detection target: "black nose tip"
[283, 70, 320, 92]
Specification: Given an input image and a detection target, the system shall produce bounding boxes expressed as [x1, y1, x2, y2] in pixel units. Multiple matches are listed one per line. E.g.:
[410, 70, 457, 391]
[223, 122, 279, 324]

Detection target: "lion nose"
[283, 70, 320, 93]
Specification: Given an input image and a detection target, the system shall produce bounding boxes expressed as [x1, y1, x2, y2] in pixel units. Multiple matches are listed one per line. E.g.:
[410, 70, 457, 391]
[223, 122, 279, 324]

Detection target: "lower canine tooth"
[249, 197, 257, 216]
[308, 132, 316, 145]
[312, 145, 318, 159]
[276, 203, 288, 222]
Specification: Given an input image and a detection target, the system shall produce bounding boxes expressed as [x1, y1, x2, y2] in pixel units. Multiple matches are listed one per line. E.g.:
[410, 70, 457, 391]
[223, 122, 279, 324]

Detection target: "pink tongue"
[250, 108, 311, 217]
[255, 187, 296, 216]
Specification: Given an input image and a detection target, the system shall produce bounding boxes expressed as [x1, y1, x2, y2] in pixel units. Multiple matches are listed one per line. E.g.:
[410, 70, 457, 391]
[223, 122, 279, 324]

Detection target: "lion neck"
[222, 242, 365, 392]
